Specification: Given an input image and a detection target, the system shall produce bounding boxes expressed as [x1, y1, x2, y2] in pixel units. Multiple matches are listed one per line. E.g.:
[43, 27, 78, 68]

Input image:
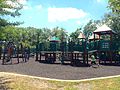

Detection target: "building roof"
[78, 32, 86, 39]
[93, 24, 115, 34]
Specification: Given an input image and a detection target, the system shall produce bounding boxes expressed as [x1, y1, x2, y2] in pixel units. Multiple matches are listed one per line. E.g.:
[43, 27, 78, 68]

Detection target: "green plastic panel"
[49, 42, 57, 51]
[99, 40, 110, 51]
[88, 41, 98, 51]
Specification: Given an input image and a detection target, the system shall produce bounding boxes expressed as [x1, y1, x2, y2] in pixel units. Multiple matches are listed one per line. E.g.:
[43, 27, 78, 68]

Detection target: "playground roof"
[50, 36, 60, 42]
[93, 24, 116, 34]
[78, 32, 86, 39]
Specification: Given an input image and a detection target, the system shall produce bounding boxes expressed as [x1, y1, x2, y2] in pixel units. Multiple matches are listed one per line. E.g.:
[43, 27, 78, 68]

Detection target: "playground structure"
[92, 25, 119, 64]
[0, 41, 30, 65]
[0, 24, 119, 66]
[35, 25, 120, 66]
[35, 34, 89, 65]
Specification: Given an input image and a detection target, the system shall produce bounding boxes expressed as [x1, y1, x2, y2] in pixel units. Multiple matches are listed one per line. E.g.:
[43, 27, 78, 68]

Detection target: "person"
[59, 53, 64, 64]
[90, 54, 99, 67]
[91, 54, 96, 64]
[6, 45, 13, 62]
[23, 47, 28, 62]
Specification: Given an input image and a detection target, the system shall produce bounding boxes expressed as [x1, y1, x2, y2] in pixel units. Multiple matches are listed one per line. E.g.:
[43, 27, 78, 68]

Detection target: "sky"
[10, 0, 109, 33]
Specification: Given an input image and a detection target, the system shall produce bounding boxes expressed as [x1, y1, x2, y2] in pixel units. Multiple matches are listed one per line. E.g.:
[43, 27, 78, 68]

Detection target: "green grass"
[0, 73, 120, 90]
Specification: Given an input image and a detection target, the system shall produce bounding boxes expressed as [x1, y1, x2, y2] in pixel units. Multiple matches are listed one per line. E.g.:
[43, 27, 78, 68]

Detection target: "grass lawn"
[0, 72, 120, 90]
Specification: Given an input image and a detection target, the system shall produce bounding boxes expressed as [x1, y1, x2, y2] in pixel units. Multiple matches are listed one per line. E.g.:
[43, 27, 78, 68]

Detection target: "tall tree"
[69, 28, 82, 42]
[0, 0, 23, 40]
[0, 0, 23, 27]
[108, 0, 120, 15]
[107, 0, 120, 48]
[52, 27, 68, 42]
[83, 20, 100, 39]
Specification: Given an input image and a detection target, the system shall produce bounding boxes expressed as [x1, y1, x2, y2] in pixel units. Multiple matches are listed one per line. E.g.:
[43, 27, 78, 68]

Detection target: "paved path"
[0, 58, 120, 80]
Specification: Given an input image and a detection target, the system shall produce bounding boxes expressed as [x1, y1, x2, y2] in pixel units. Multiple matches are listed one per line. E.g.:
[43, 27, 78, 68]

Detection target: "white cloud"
[48, 7, 88, 22]
[35, 5, 42, 10]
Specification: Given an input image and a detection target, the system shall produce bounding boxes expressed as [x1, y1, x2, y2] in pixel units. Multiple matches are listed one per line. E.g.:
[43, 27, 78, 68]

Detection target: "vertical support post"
[110, 31, 112, 64]
[36, 44, 38, 61]
[54, 52, 56, 63]
[39, 51, 41, 61]
[61, 33, 65, 64]
[0, 46, 2, 60]
[17, 46, 19, 63]
[2, 44, 6, 65]
[94, 33, 95, 42]
[86, 39, 89, 65]
[83, 39, 86, 64]
[98, 34, 101, 64]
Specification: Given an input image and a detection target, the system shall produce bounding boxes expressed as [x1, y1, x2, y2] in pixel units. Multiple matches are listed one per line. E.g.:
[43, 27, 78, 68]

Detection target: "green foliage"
[101, 13, 120, 49]
[0, 26, 68, 48]
[83, 20, 99, 39]
[52, 27, 68, 42]
[0, 0, 119, 50]
[0, 0, 23, 27]
[69, 28, 81, 42]
[108, 0, 120, 15]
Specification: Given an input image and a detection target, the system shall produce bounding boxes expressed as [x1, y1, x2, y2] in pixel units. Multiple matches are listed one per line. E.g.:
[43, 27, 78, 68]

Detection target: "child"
[59, 53, 64, 64]
[90, 54, 99, 67]
[91, 54, 96, 65]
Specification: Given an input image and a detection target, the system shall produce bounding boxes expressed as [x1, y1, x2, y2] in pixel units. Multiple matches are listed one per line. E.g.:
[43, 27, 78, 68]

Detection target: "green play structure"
[35, 25, 120, 66]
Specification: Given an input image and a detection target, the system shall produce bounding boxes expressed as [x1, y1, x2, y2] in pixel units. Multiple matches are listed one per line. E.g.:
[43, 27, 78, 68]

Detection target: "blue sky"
[12, 0, 109, 33]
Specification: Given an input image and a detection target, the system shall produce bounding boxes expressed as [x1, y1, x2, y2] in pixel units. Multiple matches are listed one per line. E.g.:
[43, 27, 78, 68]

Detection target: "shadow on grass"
[0, 77, 13, 90]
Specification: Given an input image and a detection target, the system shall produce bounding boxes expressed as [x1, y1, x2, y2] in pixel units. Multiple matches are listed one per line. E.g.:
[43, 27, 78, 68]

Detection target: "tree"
[108, 0, 120, 15]
[40, 28, 51, 43]
[83, 20, 100, 39]
[102, 13, 120, 46]
[108, 0, 120, 49]
[69, 28, 82, 42]
[0, 0, 23, 27]
[51, 27, 68, 42]
[0, 0, 23, 40]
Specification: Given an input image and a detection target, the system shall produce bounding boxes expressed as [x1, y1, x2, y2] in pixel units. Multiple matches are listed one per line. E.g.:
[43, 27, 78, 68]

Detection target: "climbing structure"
[93, 24, 119, 64]
[35, 25, 119, 66]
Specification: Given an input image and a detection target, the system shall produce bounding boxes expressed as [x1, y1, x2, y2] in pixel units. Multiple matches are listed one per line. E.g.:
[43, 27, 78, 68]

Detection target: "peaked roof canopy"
[93, 24, 116, 34]
[78, 32, 86, 39]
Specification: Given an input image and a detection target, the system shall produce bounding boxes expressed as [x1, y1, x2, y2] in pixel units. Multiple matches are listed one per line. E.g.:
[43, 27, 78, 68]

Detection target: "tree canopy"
[0, 0, 22, 27]
[0, 0, 119, 49]
[108, 0, 120, 15]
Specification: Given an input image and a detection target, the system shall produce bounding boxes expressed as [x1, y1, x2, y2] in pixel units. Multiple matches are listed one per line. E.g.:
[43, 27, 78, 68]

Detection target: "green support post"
[36, 44, 38, 61]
